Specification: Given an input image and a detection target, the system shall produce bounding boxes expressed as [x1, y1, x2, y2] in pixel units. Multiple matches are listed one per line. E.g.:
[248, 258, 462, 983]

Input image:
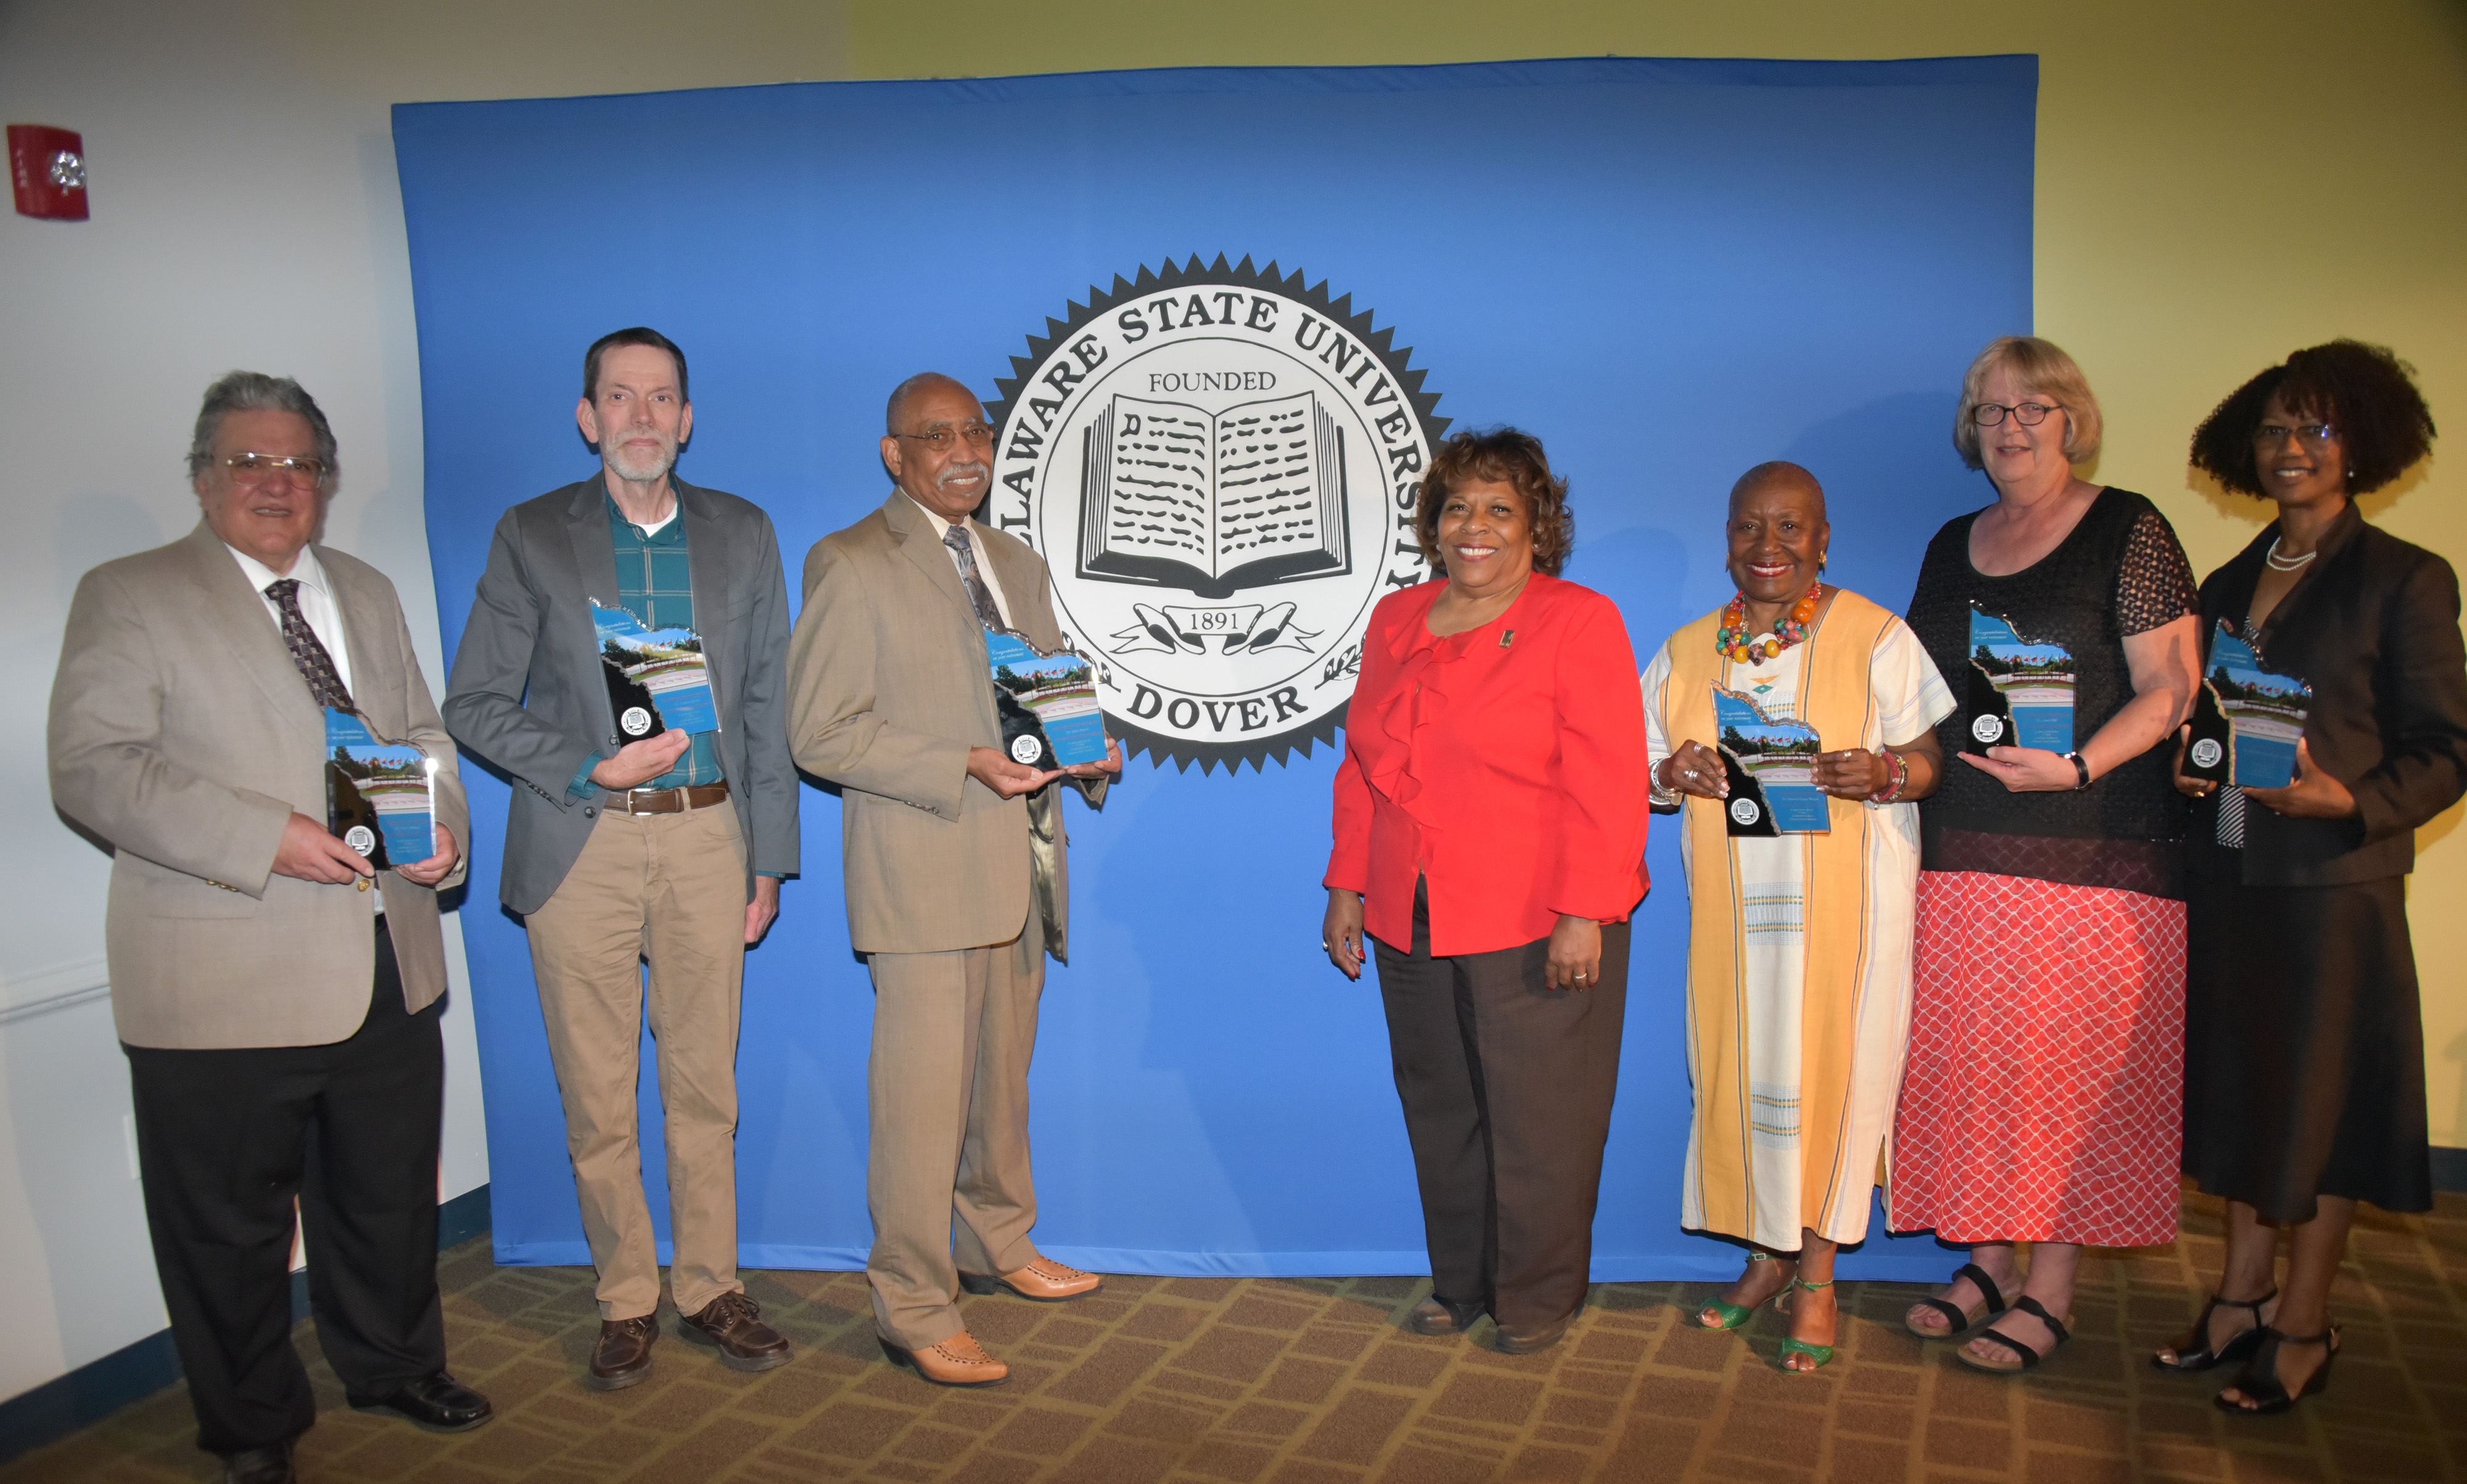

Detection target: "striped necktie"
[942, 525, 1005, 629]
[264, 578, 356, 712]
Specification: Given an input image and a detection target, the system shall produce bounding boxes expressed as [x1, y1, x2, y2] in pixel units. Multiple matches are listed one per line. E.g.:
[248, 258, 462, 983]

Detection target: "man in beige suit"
[49, 373, 486, 1484]
[788, 372, 1120, 1387]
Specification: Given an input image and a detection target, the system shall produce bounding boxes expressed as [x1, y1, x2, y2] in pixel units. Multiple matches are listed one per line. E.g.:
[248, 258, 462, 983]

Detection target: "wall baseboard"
[1, 1184, 490, 1467]
[2434, 1146, 2467, 1195]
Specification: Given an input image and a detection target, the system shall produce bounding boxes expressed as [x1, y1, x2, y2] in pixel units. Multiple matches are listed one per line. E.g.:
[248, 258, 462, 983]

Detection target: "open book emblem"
[1079, 391, 1349, 600]
[984, 255, 1448, 773]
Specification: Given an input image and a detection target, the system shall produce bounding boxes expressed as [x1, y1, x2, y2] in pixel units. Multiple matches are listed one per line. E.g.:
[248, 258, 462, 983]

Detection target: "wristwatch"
[2065, 751, 2092, 790]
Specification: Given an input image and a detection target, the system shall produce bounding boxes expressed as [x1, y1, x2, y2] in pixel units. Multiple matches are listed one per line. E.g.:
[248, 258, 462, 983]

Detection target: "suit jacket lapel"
[678, 479, 732, 723]
[327, 551, 405, 738]
[886, 492, 978, 619]
[978, 522, 1052, 644]
[567, 479, 623, 606]
[179, 522, 323, 723]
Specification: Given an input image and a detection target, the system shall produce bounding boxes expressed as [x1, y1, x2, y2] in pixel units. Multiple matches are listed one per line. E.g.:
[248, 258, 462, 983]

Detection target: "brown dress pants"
[863, 910, 1047, 1348]
[525, 802, 749, 1321]
[1374, 883, 1631, 1332]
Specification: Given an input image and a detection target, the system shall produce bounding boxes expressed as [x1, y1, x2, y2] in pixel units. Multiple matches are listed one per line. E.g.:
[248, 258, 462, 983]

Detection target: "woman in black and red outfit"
[2154, 340, 2465, 1414]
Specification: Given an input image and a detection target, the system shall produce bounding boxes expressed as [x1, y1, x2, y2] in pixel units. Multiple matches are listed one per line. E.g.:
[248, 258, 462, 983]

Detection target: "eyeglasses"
[1971, 402, 2061, 427]
[224, 453, 331, 484]
[2253, 422, 2336, 448]
[894, 423, 994, 451]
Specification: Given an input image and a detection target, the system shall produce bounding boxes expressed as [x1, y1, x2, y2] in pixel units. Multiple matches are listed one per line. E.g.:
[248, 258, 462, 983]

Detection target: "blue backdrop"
[394, 55, 2035, 1280]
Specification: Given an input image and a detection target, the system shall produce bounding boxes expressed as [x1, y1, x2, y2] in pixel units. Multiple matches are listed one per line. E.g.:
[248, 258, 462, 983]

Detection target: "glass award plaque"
[2186, 620, 2312, 789]
[1713, 685, 1829, 836]
[593, 598, 720, 741]
[326, 707, 435, 868]
[1964, 604, 2075, 755]
[988, 627, 1107, 768]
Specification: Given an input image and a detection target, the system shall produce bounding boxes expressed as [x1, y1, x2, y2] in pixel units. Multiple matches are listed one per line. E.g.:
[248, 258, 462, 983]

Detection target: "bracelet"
[1868, 747, 1910, 805]
[2066, 751, 2093, 791]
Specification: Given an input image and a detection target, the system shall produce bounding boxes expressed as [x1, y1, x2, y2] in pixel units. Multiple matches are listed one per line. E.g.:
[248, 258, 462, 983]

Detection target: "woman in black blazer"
[2154, 340, 2466, 1414]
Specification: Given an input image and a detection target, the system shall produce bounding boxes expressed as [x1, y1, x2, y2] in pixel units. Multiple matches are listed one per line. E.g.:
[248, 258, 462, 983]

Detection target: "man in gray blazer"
[49, 372, 487, 1484]
[443, 328, 800, 1389]
[788, 373, 1119, 1388]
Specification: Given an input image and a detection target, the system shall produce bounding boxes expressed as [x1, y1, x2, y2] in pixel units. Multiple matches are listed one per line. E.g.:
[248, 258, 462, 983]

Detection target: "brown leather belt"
[612, 781, 730, 815]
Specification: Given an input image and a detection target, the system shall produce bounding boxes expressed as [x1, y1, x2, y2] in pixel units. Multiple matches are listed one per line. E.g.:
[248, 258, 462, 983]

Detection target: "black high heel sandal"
[2216, 1326, 2339, 1415]
[2152, 1287, 2276, 1372]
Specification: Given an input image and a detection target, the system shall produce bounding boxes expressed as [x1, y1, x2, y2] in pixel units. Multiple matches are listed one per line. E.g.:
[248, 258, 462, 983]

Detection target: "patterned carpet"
[7, 1187, 2461, 1483]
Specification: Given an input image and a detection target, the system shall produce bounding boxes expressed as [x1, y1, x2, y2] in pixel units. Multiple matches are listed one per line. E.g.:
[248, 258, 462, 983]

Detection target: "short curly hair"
[1414, 427, 1573, 578]
[1952, 335, 2103, 470]
[2189, 340, 2436, 497]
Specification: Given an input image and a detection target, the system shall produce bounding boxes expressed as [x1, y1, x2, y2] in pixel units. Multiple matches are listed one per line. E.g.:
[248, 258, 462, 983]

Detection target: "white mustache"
[940, 461, 989, 485]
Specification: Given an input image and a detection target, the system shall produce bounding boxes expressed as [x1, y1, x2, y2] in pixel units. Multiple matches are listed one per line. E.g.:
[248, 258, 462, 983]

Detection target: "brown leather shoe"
[680, 1290, 793, 1372]
[958, 1257, 1103, 1302]
[1407, 1294, 1487, 1336]
[1494, 1311, 1575, 1354]
[588, 1314, 659, 1390]
[881, 1329, 1009, 1387]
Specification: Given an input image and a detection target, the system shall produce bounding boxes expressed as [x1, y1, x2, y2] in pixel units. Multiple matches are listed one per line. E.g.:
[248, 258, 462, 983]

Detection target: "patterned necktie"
[942, 525, 1005, 629]
[264, 578, 356, 712]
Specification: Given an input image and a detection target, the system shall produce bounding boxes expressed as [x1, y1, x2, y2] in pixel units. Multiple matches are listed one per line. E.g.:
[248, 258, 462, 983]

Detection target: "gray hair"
[186, 371, 339, 482]
[1952, 336, 2103, 470]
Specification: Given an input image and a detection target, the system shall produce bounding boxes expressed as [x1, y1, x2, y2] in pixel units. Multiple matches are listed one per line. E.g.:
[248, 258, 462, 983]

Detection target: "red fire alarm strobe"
[10, 125, 89, 220]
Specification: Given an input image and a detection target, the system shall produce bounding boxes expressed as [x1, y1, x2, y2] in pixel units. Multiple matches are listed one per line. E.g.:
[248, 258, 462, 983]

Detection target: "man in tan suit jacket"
[49, 373, 486, 1484]
[788, 373, 1119, 1387]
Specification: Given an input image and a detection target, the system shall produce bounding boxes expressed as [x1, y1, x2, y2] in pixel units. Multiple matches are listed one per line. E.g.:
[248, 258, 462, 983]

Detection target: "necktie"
[264, 578, 356, 712]
[942, 525, 1005, 629]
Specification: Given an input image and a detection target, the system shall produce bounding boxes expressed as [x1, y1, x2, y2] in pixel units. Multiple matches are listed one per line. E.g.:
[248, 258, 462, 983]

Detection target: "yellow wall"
[848, 0, 2467, 1140]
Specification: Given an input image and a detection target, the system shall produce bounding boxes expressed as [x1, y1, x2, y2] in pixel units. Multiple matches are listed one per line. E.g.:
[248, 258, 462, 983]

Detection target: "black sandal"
[2217, 1326, 2339, 1415]
[1905, 1261, 2008, 1340]
[2152, 1287, 2275, 1372]
[1956, 1295, 2072, 1374]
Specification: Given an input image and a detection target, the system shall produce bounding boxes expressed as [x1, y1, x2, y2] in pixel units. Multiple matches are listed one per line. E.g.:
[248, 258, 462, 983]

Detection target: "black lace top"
[1906, 487, 2198, 897]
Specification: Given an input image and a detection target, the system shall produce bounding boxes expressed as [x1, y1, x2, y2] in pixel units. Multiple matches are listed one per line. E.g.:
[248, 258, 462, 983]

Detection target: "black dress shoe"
[348, 1371, 495, 1431]
[221, 1440, 294, 1484]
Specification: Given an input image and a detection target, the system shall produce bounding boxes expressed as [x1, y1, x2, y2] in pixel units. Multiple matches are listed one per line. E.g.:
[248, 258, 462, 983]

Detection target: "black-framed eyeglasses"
[894, 423, 994, 451]
[2253, 422, 2336, 448]
[1971, 401, 2061, 427]
[224, 452, 331, 483]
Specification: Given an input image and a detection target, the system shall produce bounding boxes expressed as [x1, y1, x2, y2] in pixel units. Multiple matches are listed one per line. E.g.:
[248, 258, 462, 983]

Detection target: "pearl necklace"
[1716, 583, 1824, 664]
[2265, 538, 2317, 572]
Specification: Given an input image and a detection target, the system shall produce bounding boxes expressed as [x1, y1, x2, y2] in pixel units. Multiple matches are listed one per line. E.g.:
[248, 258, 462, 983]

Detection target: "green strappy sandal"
[1776, 1278, 1836, 1372]
[1697, 1251, 1784, 1332]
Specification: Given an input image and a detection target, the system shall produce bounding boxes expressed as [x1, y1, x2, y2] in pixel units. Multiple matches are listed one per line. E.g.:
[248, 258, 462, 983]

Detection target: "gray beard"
[607, 440, 677, 484]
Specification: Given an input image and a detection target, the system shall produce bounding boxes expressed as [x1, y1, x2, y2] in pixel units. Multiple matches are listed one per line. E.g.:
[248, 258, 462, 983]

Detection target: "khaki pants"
[527, 802, 748, 1321]
[865, 911, 1046, 1348]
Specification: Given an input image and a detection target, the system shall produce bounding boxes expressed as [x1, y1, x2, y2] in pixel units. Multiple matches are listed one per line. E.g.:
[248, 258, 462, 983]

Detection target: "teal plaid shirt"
[567, 493, 723, 796]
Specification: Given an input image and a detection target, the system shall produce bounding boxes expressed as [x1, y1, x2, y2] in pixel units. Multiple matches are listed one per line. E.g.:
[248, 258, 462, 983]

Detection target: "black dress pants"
[1374, 883, 1630, 1331]
[123, 917, 448, 1456]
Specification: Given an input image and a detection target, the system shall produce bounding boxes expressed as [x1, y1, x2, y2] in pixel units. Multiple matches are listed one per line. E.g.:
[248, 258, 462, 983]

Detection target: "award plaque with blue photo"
[592, 597, 720, 741]
[326, 708, 435, 868]
[988, 627, 1108, 769]
[2184, 620, 2312, 789]
[1964, 604, 2075, 755]
[1713, 685, 1830, 836]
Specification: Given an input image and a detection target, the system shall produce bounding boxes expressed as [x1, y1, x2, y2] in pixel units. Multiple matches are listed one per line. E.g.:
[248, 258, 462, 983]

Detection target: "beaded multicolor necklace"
[1716, 583, 1825, 664]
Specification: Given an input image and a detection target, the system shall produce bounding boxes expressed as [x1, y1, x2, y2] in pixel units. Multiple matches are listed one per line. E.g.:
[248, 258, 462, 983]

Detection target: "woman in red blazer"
[1323, 427, 1651, 1354]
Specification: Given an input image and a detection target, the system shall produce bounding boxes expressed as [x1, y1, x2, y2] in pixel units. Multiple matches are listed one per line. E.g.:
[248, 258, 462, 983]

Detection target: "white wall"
[0, 0, 852, 1406]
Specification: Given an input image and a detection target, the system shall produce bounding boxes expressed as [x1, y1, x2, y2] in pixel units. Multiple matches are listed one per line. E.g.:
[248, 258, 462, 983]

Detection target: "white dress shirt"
[226, 542, 353, 695]
[905, 493, 1012, 627]
[226, 542, 389, 901]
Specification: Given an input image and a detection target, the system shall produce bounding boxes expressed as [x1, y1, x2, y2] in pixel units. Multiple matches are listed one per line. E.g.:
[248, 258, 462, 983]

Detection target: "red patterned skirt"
[1890, 870, 2186, 1247]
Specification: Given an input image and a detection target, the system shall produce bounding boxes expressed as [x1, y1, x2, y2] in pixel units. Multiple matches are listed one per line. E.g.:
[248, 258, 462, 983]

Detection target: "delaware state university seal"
[984, 256, 1448, 772]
